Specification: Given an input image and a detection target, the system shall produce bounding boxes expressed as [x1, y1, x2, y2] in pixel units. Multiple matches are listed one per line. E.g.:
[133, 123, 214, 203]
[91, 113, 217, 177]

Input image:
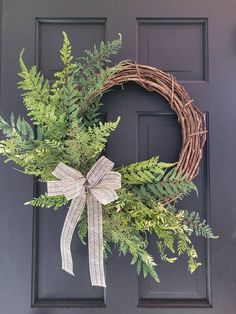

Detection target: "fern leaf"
[120, 157, 173, 185]
[184, 211, 218, 238]
[61, 31, 73, 65]
[25, 194, 68, 209]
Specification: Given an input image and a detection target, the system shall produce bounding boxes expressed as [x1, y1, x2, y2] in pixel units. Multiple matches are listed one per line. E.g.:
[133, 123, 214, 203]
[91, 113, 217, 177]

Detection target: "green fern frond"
[83, 96, 103, 128]
[25, 194, 68, 209]
[126, 165, 197, 204]
[14, 114, 34, 140]
[0, 115, 15, 138]
[80, 33, 122, 70]
[103, 205, 160, 283]
[60, 31, 73, 66]
[65, 117, 120, 172]
[120, 157, 176, 185]
[0, 114, 35, 159]
[88, 117, 120, 145]
[184, 211, 218, 238]
[72, 34, 123, 120]
[18, 52, 67, 140]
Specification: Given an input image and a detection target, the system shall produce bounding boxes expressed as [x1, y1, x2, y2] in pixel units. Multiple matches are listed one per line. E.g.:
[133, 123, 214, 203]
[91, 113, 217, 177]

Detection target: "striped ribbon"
[47, 156, 121, 287]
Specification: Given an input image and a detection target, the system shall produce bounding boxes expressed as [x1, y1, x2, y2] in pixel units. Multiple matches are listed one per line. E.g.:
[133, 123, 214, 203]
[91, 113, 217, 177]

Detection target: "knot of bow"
[47, 156, 121, 287]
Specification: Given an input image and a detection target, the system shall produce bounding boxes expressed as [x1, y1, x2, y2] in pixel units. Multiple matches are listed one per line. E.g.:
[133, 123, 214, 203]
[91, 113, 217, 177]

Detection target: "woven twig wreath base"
[91, 61, 207, 204]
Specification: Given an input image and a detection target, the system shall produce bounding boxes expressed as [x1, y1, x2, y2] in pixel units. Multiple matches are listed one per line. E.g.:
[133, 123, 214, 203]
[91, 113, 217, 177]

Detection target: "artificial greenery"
[120, 157, 198, 205]
[0, 32, 217, 283]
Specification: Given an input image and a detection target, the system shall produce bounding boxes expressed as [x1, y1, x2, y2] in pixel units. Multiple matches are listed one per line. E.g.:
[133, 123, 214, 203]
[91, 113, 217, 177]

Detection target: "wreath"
[0, 33, 216, 287]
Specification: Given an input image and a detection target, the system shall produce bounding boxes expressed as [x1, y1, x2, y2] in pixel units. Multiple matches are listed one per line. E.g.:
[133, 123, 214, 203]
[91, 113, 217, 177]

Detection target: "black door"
[0, 1, 236, 313]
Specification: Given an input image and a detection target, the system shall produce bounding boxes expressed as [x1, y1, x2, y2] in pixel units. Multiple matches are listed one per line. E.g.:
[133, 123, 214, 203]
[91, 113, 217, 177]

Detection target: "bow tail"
[87, 194, 106, 287]
[60, 193, 86, 275]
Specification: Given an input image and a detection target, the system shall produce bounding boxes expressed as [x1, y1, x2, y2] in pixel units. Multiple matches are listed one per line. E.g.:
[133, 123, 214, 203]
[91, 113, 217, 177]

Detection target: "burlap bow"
[47, 156, 121, 287]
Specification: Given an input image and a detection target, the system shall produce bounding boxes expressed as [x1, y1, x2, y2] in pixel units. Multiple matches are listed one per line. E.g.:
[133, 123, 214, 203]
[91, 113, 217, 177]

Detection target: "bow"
[47, 156, 121, 287]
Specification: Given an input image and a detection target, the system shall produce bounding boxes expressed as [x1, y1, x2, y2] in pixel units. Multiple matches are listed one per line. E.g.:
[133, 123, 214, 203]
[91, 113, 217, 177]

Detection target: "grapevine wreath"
[0, 33, 216, 287]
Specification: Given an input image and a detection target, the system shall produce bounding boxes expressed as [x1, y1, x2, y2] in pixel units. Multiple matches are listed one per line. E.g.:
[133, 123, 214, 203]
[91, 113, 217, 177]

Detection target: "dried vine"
[91, 61, 207, 187]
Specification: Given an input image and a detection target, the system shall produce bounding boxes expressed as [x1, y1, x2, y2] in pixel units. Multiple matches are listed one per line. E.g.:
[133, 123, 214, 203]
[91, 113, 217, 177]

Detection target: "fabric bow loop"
[47, 156, 121, 287]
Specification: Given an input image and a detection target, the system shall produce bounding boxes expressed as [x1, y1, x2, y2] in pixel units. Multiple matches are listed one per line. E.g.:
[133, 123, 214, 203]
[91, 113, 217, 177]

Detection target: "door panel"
[0, 1, 236, 313]
[137, 18, 208, 82]
[37, 18, 106, 82]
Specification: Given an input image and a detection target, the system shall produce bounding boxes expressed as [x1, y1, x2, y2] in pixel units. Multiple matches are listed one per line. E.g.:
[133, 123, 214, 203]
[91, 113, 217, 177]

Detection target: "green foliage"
[0, 32, 217, 284]
[18, 52, 66, 141]
[83, 96, 103, 128]
[0, 113, 34, 140]
[120, 157, 176, 185]
[60, 31, 74, 66]
[73, 34, 123, 125]
[0, 32, 123, 180]
[25, 194, 68, 209]
[103, 200, 159, 283]
[0, 114, 50, 177]
[65, 117, 120, 173]
[0, 132, 65, 180]
[51, 32, 79, 129]
[106, 190, 217, 277]
[183, 211, 218, 238]
[120, 160, 197, 205]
